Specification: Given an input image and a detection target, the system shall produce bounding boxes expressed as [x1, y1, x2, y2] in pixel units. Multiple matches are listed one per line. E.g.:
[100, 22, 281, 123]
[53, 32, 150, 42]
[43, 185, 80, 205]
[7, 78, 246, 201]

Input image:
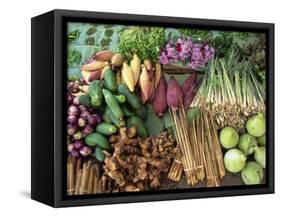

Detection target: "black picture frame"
[31, 9, 274, 207]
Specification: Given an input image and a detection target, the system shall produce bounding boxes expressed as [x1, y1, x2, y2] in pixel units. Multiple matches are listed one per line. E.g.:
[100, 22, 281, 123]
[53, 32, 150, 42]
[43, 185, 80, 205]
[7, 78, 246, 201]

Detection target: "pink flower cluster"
[159, 37, 215, 70]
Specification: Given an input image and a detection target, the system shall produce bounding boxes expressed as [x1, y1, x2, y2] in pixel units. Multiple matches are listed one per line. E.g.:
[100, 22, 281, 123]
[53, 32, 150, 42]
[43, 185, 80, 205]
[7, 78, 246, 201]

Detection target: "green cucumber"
[89, 80, 103, 106]
[121, 104, 135, 117]
[96, 122, 117, 135]
[127, 116, 148, 138]
[135, 105, 147, 120]
[115, 95, 126, 104]
[85, 133, 110, 150]
[106, 107, 125, 127]
[103, 107, 112, 123]
[102, 89, 123, 120]
[104, 68, 117, 92]
[117, 84, 141, 109]
[94, 147, 105, 162]
[79, 94, 92, 107]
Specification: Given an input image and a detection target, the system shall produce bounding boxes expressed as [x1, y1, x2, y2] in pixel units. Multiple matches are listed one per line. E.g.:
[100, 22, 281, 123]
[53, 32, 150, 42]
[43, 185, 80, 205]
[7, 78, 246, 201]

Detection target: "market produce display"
[66, 22, 267, 195]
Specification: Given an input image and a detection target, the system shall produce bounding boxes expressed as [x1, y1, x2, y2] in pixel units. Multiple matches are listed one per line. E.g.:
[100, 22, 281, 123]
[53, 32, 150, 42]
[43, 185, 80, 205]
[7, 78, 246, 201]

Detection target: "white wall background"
[0, 0, 279, 215]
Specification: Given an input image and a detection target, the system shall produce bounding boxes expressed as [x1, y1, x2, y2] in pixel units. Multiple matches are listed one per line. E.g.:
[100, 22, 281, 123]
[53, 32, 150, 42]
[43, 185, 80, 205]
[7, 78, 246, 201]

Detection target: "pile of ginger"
[101, 127, 176, 192]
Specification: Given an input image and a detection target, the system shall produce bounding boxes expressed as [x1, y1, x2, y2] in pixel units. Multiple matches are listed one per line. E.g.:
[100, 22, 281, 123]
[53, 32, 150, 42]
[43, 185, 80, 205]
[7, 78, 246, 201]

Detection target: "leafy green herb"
[179, 29, 211, 41]
[118, 27, 165, 62]
[238, 32, 250, 40]
[67, 48, 81, 67]
[212, 32, 242, 58]
[68, 29, 80, 42]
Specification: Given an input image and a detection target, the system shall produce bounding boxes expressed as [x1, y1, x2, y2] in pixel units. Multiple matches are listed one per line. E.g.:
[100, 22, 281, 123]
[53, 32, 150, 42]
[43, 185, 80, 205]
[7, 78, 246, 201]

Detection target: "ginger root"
[102, 127, 175, 192]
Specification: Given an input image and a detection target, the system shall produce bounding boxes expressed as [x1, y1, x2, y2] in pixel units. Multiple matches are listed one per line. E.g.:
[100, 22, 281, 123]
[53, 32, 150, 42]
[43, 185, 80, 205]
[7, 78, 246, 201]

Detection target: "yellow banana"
[121, 62, 135, 92]
[155, 62, 162, 88]
[130, 53, 141, 86]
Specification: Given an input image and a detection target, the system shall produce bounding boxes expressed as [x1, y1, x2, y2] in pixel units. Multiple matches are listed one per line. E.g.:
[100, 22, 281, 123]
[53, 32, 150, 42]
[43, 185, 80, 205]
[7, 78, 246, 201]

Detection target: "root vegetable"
[103, 128, 175, 192]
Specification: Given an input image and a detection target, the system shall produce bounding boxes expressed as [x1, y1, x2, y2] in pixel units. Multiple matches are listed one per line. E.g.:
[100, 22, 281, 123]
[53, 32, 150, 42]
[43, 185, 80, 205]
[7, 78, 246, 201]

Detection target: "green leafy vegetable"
[163, 111, 173, 128]
[118, 27, 165, 62]
[179, 29, 211, 41]
[145, 109, 164, 136]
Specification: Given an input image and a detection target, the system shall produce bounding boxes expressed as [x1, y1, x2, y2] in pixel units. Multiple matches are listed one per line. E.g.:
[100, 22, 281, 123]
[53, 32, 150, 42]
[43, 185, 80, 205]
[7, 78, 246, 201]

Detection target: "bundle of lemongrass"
[167, 76, 225, 186]
[191, 50, 265, 133]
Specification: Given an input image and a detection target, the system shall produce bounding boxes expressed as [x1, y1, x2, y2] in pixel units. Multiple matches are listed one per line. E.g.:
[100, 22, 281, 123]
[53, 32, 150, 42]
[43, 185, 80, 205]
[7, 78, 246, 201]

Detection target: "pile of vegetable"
[66, 25, 268, 194]
[220, 113, 266, 185]
[191, 50, 265, 133]
[118, 27, 166, 62]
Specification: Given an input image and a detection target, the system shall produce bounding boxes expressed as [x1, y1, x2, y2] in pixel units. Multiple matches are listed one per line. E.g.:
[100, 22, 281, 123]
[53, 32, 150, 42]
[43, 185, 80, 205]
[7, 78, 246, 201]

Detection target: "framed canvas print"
[31, 9, 274, 207]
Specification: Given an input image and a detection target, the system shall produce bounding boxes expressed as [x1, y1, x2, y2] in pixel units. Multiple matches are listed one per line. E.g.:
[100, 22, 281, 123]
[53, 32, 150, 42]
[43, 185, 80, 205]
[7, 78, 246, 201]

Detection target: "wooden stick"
[79, 161, 92, 195]
[168, 151, 183, 182]
[67, 156, 76, 195]
[74, 169, 82, 195]
[87, 165, 94, 194]
[75, 157, 82, 186]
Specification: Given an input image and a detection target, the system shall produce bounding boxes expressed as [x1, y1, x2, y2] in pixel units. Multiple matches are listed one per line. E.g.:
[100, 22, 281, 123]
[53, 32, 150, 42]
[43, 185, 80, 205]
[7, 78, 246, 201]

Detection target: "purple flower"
[160, 52, 169, 64]
[159, 37, 214, 69]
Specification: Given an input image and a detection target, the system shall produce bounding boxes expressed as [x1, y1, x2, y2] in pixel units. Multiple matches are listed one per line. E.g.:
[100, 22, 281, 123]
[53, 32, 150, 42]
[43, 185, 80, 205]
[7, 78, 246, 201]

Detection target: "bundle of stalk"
[191, 50, 265, 133]
[168, 76, 206, 186]
[168, 146, 183, 182]
[188, 112, 205, 181]
[167, 76, 225, 187]
[67, 156, 102, 195]
[170, 106, 197, 185]
[200, 106, 225, 186]
[67, 156, 76, 195]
